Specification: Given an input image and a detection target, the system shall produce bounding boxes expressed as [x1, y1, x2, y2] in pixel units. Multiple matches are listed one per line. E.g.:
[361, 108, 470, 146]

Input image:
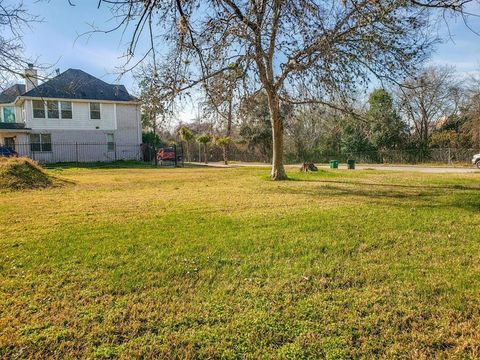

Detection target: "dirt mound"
[0, 157, 55, 190]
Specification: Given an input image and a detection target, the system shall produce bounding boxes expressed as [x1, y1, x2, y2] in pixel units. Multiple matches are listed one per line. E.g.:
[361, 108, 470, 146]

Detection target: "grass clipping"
[0, 157, 56, 190]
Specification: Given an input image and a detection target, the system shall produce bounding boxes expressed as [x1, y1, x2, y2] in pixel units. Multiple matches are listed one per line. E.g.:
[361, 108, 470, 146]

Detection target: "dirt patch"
[0, 157, 64, 190]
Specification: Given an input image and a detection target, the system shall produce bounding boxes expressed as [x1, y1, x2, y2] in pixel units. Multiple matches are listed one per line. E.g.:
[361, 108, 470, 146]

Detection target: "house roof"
[0, 84, 26, 104]
[20, 69, 137, 102]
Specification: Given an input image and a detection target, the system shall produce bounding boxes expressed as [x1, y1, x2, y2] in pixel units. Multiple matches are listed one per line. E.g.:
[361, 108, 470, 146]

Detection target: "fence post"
[181, 143, 184, 167]
[174, 143, 178, 167]
[154, 143, 158, 166]
[448, 147, 451, 165]
[75, 142, 79, 164]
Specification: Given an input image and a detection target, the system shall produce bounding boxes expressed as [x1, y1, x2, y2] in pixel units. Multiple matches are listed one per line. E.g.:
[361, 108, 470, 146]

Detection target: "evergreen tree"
[367, 89, 407, 150]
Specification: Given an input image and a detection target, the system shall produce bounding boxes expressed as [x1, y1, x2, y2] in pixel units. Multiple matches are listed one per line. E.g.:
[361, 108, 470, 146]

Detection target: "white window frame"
[90, 102, 101, 120]
[60, 101, 72, 119]
[32, 100, 46, 119]
[30, 133, 52, 152]
[47, 101, 59, 119]
[32, 100, 74, 120]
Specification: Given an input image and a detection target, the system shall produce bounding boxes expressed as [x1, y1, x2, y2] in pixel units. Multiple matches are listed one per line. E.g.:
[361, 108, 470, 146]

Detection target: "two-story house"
[0, 65, 142, 163]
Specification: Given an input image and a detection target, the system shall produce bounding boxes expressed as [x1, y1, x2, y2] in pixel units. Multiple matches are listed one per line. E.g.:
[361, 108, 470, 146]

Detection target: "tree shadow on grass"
[272, 180, 480, 213]
[277, 183, 435, 200]
[289, 178, 480, 192]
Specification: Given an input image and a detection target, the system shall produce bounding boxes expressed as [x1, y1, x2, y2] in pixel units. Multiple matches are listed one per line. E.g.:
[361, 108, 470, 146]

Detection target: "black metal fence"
[182, 142, 268, 163]
[288, 148, 480, 165]
[5, 141, 479, 166]
[10, 142, 142, 164]
[7, 142, 188, 166]
[187, 146, 480, 165]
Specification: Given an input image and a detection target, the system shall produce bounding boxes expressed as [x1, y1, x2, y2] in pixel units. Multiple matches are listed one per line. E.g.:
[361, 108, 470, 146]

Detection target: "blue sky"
[16, 1, 480, 119]
[429, 8, 480, 75]
[22, 2, 139, 89]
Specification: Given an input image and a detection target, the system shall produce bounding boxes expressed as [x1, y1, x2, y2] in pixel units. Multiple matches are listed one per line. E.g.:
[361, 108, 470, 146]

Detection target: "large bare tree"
[95, 0, 478, 179]
[397, 66, 462, 151]
[462, 74, 480, 146]
[0, 1, 39, 87]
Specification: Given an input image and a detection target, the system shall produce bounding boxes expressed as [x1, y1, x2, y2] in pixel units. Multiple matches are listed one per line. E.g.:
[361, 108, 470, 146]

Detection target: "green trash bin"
[329, 160, 339, 169]
[347, 159, 355, 170]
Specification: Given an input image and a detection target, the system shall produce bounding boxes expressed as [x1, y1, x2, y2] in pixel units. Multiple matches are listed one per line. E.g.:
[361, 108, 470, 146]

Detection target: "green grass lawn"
[1, 165, 480, 358]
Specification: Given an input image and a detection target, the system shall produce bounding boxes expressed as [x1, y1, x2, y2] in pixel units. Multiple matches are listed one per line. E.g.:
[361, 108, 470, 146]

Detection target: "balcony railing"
[0, 122, 29, 130]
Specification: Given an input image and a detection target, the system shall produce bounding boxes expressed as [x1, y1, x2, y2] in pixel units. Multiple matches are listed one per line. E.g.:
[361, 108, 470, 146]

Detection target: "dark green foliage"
[367, 89, 408, 150]
[440, 114, 467, 133]
[142, 132, 165, 146]
[340, 116, 375, 155]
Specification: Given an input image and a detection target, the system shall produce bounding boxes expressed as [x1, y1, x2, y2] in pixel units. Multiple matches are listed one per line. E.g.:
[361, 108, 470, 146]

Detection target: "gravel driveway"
[191, 162, 479, 173]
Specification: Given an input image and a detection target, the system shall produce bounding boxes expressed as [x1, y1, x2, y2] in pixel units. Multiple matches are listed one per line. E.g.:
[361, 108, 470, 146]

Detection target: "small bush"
[0, 157, 55, 190]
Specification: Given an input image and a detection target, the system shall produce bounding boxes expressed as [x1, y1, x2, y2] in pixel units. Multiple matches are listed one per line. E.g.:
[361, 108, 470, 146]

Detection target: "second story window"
[32, 100, 45, 118]
[2, 106, 15, 123]
[60, 101, 72, 119]
[47, 101, 59, 119]
[90, 103, 101, 119]
[32, 100, 73, 119]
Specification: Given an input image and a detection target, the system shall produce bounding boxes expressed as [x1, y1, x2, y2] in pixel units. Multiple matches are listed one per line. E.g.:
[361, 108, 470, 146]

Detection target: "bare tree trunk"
[152, 116, 158, 166]
[204, 144, 208, 164]
[223, 144, 229, 165]
[224, 89, 233, 165]
[184, 141, 190, 162]
[223, 144, 228, 165]
[266, 90, 287, 180]
[227, 99, 232, 136]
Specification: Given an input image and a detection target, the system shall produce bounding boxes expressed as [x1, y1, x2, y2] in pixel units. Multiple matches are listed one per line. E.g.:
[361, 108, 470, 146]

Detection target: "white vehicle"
[472, 153, 480, 169]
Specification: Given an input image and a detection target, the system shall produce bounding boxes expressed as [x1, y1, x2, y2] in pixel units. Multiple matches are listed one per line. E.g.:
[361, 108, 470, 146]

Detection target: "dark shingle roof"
[0, 84, 26, 104]
[21, 69, 136, 102]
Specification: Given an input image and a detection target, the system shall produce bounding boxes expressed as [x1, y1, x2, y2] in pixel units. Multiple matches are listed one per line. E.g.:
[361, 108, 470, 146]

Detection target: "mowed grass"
[1, 165, 480, 359]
